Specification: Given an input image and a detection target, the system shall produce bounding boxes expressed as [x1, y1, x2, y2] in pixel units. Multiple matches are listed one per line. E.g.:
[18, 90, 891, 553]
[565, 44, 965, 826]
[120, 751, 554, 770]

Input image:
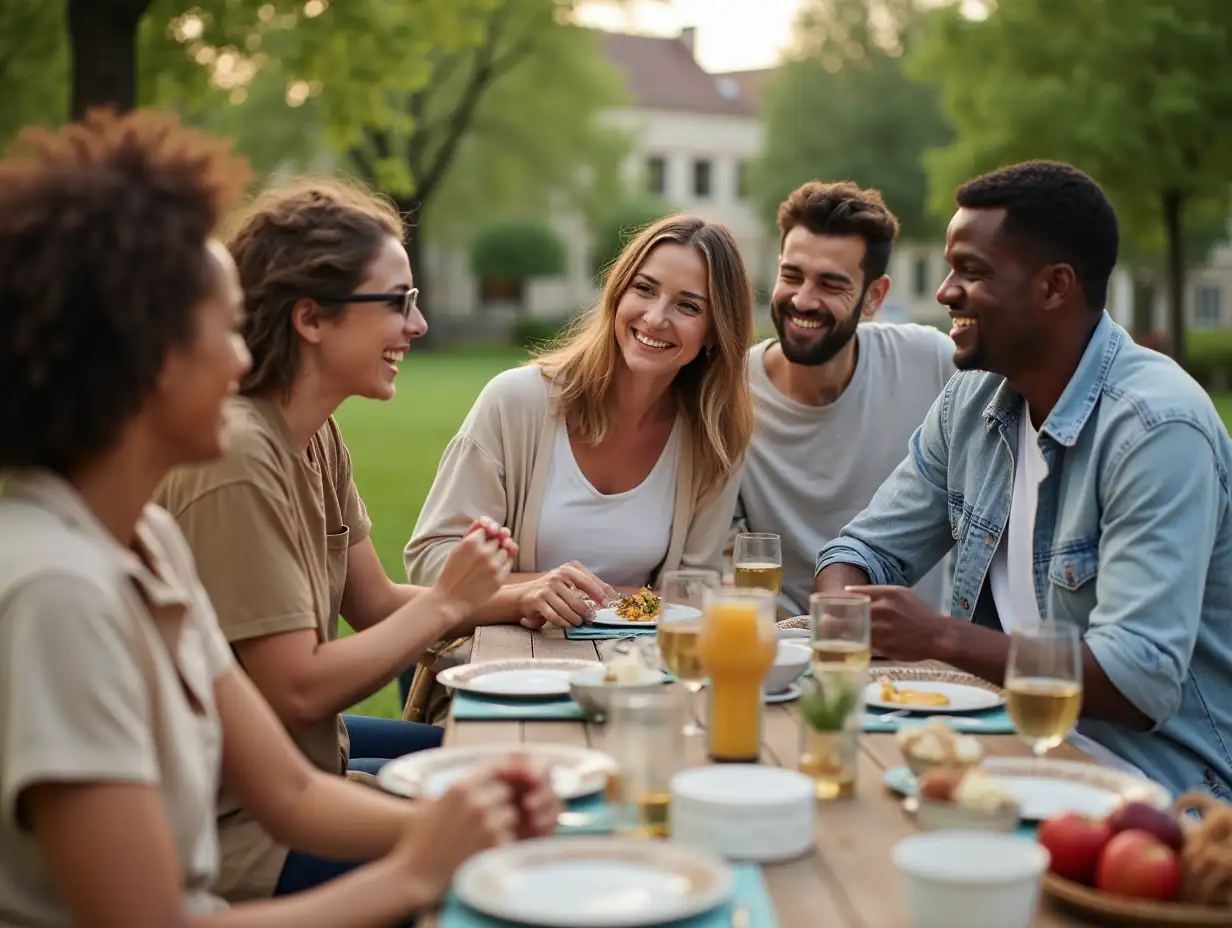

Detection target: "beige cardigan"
[401, 364, 741, 712]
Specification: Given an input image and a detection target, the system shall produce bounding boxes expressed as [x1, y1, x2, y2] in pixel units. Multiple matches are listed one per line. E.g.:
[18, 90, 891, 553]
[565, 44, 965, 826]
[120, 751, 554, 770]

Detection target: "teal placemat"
[565, 624, 658, 640]
[863, 705, 1015, 733]
[882, 765, 1037, 838]
[556, 793, 614, 835]
[438, 861, 777, 928]
[452, 692, 586, 721]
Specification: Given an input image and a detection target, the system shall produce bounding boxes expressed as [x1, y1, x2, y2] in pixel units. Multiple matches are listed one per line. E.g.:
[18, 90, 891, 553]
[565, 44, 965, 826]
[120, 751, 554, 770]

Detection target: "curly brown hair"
[224, 176, 405, 399]
[776, 180, 900, 281]
[0, 107, 250, 474]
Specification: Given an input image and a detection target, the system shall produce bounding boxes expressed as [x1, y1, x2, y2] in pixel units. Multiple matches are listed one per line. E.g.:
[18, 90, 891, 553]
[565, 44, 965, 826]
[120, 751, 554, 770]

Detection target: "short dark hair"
[776, 180, 900, 280]
[225, 177, 405, 399]
[955, 160, 1118, 311]
[0, 108, 250, 473]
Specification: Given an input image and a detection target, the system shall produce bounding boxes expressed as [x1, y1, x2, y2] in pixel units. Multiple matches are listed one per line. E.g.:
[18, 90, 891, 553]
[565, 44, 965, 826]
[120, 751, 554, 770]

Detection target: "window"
[645, 156, 666, 196]
[692, 158, 712, 199]
[1195, 284, 1223, 329]
[912, 255, 931, 298]
[736, 160, 750, 200]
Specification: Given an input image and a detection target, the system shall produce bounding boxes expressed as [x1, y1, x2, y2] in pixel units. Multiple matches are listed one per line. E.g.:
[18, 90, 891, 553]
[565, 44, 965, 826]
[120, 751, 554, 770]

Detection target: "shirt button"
[985, 534, 994, 545]
[961, 598, 970, 611]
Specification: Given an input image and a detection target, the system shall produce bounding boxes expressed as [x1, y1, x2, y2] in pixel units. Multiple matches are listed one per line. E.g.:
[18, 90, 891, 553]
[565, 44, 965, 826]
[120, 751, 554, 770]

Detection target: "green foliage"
[0, 0, 69, 144]
[1183, 331, 1232, 389]
[511, 314, 575, 350]
[470, 219, 567, 281]
[798, 674, 862, 731]
[590, 198, 679, 278]
[755, 0, 951, 241]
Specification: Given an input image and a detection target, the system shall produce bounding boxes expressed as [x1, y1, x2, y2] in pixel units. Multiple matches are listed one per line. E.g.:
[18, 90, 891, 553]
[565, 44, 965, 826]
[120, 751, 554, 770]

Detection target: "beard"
[770, 289, 866, 367]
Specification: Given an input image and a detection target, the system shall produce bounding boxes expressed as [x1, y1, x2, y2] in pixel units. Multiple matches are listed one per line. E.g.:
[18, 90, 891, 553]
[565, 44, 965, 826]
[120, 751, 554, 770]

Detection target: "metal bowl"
[567, 665, 669, 721]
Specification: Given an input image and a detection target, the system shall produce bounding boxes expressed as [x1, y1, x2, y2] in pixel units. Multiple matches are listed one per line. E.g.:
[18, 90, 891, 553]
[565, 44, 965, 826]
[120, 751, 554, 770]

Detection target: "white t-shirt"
[989, 403, 1142, 776]
[535, 419, 680, 588]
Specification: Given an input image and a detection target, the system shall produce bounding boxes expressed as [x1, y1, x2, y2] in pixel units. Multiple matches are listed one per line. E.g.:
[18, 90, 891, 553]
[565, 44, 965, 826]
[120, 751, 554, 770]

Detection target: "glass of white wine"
[809, 592, 872, 670]
[606, 690, 686, 839]
[656, 568, 719, 737]
[732, 533, 782, 596]
[1005, 621, 1084, 758]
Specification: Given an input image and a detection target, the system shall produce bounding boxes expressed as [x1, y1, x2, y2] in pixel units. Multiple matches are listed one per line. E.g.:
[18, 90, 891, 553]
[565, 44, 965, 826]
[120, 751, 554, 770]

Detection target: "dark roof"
[596, 30, 768, 117]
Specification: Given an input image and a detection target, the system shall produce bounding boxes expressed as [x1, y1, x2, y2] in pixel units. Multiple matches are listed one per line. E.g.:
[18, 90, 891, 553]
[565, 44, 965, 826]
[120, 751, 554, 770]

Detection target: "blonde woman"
[402, 215, 755, 709]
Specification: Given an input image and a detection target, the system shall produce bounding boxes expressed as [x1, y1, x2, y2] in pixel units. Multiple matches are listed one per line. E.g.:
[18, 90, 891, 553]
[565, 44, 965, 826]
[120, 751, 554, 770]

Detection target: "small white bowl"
[567, 665, 668, 721]
[763, 641, 810, 694]
[892, 831, 1048, 928]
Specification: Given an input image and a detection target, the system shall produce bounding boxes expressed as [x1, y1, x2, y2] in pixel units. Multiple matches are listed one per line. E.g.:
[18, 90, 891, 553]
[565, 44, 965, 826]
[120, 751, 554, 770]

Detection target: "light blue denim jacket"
[817, 313, 1232, 799]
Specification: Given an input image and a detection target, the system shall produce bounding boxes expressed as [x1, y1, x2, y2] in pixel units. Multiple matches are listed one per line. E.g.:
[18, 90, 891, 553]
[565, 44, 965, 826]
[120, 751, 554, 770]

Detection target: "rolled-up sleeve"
[1085, 421, 1221, 728]
[816, 378, 956, 586]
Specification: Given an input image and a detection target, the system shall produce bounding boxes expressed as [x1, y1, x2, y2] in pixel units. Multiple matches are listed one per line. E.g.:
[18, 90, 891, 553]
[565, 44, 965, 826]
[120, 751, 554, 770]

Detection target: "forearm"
[936, 628, 1153, 728]
[295, 592, 463, 722]
[814, 563, 871, 594]
[264, 769, 415, 861]
[193, 856, 427, 928]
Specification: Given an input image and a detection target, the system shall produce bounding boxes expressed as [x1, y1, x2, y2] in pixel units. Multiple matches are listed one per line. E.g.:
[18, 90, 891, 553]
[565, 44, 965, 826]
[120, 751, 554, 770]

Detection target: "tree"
[908, 0, 1232, 367]
[754, 0, 951, 241]
[590, 198, 678, 278]
[470, 219, 568, 311]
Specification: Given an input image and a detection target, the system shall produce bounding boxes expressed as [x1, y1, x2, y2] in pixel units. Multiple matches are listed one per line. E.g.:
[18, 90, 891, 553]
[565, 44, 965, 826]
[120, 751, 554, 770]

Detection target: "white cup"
[892, 830, 1049, 928]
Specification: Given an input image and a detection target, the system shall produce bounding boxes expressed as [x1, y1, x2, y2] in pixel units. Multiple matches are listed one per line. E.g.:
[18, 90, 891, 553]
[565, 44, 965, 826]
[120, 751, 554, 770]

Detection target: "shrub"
[590, 198, 678, 278]
[470, 219, 567, 283]
[511, 314, 574, 351]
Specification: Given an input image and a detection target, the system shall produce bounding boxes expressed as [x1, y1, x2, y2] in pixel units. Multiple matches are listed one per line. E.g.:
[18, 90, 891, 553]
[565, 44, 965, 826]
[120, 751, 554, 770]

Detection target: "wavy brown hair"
[777, 180, 900, 280]
[0, 107, 250, 473]
[224, 176, 405, 399]
[532, 215, 755, 495]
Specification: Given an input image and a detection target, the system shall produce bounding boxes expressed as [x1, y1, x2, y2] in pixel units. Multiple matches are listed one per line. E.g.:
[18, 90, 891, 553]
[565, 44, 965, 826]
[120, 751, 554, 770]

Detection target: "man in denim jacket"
[815, 160, 1232, 799]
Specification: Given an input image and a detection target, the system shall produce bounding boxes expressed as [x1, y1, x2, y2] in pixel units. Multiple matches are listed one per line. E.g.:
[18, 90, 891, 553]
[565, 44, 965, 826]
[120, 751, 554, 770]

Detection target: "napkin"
[437, 861, 777, 928]
[451, 692, 586, 721]
[862, 705, 1016, 733]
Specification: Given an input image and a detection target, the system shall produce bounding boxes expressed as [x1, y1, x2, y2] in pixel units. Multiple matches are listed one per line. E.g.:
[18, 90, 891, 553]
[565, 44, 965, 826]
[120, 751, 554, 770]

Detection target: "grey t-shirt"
[736, 324, 956, 616]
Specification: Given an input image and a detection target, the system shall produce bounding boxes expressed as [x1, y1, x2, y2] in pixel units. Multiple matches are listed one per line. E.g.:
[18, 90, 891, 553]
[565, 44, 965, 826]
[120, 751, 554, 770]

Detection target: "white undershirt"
[989, 402, 1143, 777]
[534, 421, 679, 589]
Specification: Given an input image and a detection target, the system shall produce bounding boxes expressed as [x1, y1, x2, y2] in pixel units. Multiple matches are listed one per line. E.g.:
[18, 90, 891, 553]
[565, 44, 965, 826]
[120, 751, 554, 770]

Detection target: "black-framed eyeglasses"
[333, 287, 419, 320]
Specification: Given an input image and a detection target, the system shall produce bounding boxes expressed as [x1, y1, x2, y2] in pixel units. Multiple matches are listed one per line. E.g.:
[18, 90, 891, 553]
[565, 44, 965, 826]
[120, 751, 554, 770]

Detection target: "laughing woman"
[0, 109, 557, 928]
[403, 215, 756, 716]
[155, 178, 541, 902]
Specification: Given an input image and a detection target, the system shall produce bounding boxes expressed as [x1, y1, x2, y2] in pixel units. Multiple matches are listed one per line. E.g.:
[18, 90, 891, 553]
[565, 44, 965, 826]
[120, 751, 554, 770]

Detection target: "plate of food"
[865, 670, 1005, 714]
[379, 744, 617, 801]
[589, 588, 701, 627]
[437, 658, 602, 698]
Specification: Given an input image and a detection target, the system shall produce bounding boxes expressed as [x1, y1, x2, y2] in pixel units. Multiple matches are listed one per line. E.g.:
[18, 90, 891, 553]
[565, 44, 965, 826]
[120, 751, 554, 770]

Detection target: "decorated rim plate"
[378, 744, 616, 801]
[452, 836, 733, 927]
[864, 666, 1005, 714]
[437, 659, 601, 698]
[589, 603, 702, 628]
[1043, 871, 1232, 926]
[883, 758, 1170, 821]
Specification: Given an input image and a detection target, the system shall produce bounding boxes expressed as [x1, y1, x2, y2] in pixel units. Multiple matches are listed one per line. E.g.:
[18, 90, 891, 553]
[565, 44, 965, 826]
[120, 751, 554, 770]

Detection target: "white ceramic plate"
[379, 744, 617, 801]
[589, 603, 702, 628]
[764, 681, 802, 704]
[864, 679, 1005, 714]
[437, 659, 601, 698]
[979, 757, 1171, 821]
[452, 836, 732, 927]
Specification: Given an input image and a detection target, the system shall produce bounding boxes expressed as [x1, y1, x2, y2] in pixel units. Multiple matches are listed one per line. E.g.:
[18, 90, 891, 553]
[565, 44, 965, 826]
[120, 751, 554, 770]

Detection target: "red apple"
[1038, 812, 1115, 884]
[1107, 801, 1186, 852]
[1095, 830, 1181, 901]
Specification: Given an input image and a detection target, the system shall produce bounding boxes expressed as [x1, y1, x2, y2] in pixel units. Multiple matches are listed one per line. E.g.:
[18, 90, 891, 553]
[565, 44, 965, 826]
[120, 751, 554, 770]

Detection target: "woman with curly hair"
[403, 214, 757, 717]
[0, 108, 557, 927]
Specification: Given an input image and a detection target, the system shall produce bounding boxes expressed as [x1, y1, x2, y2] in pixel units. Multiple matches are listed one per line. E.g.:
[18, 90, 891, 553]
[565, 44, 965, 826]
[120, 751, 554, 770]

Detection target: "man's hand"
[845, 584, 968, 663]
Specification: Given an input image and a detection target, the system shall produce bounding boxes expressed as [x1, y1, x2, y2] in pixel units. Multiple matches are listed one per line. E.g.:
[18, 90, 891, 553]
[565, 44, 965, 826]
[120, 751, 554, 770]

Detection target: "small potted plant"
[797, 668, 866, 801]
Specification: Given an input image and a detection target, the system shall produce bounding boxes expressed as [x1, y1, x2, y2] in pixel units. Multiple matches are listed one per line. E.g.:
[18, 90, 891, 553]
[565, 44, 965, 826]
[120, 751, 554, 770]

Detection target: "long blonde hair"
[532, 214, 755, 496]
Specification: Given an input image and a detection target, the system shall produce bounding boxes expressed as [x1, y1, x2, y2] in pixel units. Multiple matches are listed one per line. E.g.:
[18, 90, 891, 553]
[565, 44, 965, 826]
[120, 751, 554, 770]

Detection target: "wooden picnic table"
[427, 624, 1098, 928]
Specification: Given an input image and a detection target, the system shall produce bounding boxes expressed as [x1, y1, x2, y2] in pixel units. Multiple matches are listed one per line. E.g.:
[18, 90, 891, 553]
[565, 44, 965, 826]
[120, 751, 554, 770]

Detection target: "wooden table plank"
[432, 624, 1097, 928]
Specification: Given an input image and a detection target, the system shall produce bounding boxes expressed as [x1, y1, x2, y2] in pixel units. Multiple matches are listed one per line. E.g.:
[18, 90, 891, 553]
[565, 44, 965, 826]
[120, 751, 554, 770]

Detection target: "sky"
[575, 0, 805, 73]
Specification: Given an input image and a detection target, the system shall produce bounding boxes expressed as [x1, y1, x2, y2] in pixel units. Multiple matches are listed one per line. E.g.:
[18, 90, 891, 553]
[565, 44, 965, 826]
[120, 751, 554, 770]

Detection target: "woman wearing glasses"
[156, 178, 538, 903]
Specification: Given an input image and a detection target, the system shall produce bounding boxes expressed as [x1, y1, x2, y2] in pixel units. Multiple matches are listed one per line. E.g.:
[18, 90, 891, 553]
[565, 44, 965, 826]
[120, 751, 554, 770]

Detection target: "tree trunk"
[66, 0, 152, 119]
[1162, 188, 1187, 368]
[397, 198, 437, 348]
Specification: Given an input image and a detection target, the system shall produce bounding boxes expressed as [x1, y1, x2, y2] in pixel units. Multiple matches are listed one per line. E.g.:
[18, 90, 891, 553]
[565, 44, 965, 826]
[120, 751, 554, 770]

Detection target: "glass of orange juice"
[698, 586, 777, 763]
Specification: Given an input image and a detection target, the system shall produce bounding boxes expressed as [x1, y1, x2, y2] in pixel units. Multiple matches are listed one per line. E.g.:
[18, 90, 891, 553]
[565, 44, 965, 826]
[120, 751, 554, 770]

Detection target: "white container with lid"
[669, 764, 815, 862]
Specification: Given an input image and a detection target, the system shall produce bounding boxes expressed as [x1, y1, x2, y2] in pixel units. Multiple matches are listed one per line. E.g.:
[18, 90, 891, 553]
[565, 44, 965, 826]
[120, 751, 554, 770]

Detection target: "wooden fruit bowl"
[1043, 872, 1232, 926]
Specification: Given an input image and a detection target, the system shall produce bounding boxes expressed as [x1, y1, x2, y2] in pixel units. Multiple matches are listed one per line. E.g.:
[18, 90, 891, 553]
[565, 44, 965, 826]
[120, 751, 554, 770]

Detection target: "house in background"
[426, 27, 774, 321]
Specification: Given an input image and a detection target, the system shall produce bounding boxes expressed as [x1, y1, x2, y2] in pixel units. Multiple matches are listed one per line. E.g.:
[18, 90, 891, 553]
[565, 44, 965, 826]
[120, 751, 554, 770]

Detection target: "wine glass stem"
[689, 684, 704, 731]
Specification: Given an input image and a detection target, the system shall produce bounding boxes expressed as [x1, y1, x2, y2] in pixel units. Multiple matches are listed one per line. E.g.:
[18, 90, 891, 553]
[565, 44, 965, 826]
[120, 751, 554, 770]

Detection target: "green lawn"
[338, 347, 528, 719]
[338, 347, 1232, 720]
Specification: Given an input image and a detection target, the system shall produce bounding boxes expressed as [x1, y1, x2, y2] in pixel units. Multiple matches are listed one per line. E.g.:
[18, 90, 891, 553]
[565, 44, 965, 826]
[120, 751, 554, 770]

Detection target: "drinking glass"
[657, 568, 719, 737]
[606, 690, 687, 838]
[698, 586, 777, 763]
[732, 533, 783, 596]
[809, 592, 872, 670]
[1005, 620, 1084, 758]
[798, 664, 867, 800]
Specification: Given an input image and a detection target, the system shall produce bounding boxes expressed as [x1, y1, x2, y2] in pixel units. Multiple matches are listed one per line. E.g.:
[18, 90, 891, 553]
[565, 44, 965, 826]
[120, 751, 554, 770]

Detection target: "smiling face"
[310, 234, 426, 401]
[613, 241, 713, 380]
[939, 207, 1041, 376]
[770, 226, 888, 367]
[151, 239, 252, 463]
